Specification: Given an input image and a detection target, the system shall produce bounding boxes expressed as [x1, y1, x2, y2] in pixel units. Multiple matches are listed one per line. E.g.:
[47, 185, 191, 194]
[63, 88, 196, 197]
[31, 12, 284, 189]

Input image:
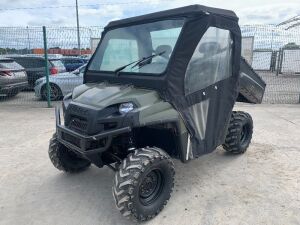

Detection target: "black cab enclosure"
[86, 5, 247, 158]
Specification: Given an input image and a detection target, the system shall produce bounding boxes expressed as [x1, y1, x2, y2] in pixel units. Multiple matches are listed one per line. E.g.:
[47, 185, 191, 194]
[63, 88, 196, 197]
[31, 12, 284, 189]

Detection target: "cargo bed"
[238, 57, 266, 104]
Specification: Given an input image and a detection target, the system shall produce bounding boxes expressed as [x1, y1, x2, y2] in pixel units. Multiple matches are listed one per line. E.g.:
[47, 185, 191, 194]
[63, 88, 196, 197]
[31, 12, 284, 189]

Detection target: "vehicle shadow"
[38, 147, 242, 225]
[39, 166, 137, 225]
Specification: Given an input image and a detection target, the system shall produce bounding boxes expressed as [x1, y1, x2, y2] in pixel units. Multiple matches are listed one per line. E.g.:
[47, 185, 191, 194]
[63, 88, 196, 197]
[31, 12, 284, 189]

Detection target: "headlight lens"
[119, 102, 134, 114]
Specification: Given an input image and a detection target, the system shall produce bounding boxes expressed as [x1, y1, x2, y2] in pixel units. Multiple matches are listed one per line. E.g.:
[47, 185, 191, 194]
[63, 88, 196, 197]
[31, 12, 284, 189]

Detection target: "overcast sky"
[0, 0, 299, 27]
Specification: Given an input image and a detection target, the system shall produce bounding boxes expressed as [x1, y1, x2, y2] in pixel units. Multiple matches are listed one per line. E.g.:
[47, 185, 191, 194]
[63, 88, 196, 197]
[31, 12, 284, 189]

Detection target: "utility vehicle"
[48, 5, 266, 222]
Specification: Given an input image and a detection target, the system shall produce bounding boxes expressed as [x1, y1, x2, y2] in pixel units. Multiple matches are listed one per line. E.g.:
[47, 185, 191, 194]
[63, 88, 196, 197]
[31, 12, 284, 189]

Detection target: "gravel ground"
[0, 104, 299, 225]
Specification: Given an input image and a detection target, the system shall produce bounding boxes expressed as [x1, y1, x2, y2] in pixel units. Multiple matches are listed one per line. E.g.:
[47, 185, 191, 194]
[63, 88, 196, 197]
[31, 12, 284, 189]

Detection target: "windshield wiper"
[114, 51, 165, 75]
[114, 58, 142, 75]
[131, 51, 165, 70]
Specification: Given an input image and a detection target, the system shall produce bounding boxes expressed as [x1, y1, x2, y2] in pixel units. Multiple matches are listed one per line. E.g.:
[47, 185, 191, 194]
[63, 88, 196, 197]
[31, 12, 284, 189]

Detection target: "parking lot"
[0, 91, 61, 108]
[0, 103, 299, 225]
[1, 71, 300, 108]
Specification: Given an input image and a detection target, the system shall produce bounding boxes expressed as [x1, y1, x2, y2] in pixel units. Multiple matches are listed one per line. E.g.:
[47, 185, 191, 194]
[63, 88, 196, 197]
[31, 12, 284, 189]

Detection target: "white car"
[34, 64, 85, 101]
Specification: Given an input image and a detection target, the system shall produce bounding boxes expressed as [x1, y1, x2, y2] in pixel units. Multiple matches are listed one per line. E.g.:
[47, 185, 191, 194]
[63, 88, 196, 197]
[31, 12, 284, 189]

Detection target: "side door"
[34, 58, 47, 79]
[183, 27, 235, 157]
[13, 58, 44, 88]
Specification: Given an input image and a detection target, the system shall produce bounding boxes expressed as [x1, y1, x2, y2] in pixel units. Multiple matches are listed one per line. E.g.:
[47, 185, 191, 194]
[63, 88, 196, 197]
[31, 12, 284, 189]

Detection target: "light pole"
[270, 29, 274, 50]
[26, 26, 31, 54]
[76, 0, 81, 55]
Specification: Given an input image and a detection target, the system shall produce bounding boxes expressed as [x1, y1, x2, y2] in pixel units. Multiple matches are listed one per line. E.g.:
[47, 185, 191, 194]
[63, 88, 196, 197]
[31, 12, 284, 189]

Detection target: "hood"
[72, 82, 161, 109]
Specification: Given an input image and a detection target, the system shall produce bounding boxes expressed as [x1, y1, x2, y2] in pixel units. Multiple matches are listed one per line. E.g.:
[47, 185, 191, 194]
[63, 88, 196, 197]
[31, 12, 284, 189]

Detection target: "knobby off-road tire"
[113, 147, 175, 222]
[48, 134, 91, 173]
[223, 111, 253, 154]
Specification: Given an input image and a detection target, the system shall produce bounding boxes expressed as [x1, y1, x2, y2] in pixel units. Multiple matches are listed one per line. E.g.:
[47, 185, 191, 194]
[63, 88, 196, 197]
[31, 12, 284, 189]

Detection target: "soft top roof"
[106, 5, 238, 29]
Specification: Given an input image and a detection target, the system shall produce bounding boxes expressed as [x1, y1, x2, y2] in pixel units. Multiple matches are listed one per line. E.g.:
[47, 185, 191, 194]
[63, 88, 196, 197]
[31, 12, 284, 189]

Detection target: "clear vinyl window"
[184, 27, 233, 95]
[100, 39, 139, 71]
[88, 19, 184, 75]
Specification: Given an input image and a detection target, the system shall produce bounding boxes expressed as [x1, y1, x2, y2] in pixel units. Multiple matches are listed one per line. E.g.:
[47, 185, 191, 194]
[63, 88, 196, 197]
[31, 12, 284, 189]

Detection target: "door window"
[14, 58, 45, 68]
[184, 27, 233, 95]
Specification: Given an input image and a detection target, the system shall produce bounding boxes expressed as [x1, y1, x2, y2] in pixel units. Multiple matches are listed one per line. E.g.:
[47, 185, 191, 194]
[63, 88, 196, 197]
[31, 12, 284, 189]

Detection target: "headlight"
[119, 102, 134, 114]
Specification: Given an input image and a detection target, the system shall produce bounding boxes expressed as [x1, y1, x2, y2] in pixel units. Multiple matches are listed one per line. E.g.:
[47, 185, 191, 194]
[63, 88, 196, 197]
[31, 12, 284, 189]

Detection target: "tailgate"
[238, 57, 266, 104]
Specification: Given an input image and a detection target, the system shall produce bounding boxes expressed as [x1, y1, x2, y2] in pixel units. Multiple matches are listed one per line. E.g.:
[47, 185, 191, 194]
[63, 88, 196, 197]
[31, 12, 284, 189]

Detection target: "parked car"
[34, 64, 85, 101]
[61, 57, 88, 72]
[9, 56, 66, 89]
[0, 58, 28, 98]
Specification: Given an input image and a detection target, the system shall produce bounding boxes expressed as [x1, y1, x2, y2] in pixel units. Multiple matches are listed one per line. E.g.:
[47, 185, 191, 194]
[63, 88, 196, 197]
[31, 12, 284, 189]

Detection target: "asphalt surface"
[0, 104, 299, 225]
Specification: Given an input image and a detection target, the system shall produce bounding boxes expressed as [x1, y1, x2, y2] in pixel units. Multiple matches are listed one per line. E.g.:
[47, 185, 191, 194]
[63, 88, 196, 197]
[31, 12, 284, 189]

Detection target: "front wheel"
[41, 83, 62, 101]
[48, 134, 91, 173]
[223, 111, 253, 154]
[113, 147, 175, 222]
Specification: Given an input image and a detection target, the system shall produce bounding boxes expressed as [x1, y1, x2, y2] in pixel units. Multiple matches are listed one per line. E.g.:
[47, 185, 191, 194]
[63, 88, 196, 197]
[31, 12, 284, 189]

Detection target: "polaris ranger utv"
[48, 5, 266, 222]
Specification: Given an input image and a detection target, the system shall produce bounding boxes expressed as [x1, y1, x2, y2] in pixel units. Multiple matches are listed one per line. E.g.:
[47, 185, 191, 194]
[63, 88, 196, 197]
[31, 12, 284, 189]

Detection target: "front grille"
[68, 117, 87, 133]
[68, 104, 88, 116]
[61, 131, 107, 151]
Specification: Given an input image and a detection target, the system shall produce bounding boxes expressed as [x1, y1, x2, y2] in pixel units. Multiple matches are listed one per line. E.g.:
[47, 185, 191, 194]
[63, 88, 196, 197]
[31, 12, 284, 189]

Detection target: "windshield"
[88, 19, 184, 75]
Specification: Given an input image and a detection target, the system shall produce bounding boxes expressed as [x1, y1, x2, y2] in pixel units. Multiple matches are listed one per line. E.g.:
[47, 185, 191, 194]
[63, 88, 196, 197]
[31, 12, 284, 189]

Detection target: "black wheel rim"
[43, 85, 59, 100]
[240, 123, 250, 145]
[139, 169, 164, 206]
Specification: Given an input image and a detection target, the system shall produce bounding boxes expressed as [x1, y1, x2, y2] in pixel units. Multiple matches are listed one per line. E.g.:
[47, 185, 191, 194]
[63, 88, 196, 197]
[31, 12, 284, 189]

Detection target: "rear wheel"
[41, 83, 62, 101]
[223, 111, 253, 154]
[113, 147, 175, 222]
[48, 134, 91, 173]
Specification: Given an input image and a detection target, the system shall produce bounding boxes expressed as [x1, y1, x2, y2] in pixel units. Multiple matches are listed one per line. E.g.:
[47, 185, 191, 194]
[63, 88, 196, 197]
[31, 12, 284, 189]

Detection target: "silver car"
[34, 64, 85, 101]
[0, 58, 28, 97]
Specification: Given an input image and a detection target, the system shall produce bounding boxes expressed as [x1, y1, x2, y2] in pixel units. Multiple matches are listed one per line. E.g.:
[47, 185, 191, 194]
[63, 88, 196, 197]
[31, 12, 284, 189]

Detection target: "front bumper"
[34, 83, 43, 98]
[55, 107, 131, 156]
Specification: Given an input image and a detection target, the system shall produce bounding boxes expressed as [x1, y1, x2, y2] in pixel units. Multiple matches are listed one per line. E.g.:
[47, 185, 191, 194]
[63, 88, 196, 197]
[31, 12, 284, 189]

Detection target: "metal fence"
[0, 25, 300, 107]
[241, 25, 300, 103]
[0, 26, 102, 107]
[241, 25, 300, 74]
